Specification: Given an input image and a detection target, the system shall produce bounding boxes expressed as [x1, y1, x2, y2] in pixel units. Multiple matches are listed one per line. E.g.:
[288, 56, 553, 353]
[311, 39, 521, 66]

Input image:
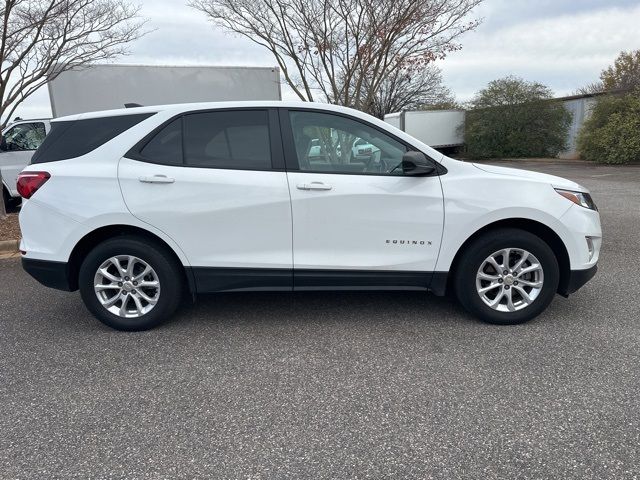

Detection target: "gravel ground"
[0, 213, 20, 241]
[1, 161, 639, 479]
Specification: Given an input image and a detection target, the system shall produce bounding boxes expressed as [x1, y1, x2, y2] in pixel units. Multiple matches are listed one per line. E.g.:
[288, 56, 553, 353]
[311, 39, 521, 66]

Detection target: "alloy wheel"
[475, 248, 544, 313]
[93, 255, 161, 318]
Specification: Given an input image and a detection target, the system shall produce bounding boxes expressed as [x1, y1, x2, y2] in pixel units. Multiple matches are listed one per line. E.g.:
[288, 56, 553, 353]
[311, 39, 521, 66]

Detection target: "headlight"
[555, 188, 598, 211]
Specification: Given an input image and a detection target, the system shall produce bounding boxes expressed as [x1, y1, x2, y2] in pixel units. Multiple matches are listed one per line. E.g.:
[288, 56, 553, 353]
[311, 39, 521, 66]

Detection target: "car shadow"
[172, 290, 471, 330]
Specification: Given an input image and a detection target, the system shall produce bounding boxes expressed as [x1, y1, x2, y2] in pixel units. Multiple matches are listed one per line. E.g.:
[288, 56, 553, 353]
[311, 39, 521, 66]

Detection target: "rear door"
[281, 108, 444, 289]
[1, 122, 47, 196]
[119, 108, 293, 291]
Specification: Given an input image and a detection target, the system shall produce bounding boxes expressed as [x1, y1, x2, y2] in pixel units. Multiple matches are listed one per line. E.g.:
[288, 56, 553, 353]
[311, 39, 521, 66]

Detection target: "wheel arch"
[67, 224, 195, 294]
[444, 218, 570, 296]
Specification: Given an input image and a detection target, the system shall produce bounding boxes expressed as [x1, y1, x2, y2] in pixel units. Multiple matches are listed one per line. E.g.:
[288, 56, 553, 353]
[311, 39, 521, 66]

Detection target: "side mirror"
[401, 151, 436, 176]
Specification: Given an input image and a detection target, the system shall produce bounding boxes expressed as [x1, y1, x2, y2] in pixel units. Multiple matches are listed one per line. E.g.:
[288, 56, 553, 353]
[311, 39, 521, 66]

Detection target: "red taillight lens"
[17, 171, 50, 199]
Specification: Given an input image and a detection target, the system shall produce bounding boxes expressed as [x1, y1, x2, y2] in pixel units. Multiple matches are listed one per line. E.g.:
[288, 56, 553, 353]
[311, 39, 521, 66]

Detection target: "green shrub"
[577, 92, 640, 164]
[464, 77, 572, 159]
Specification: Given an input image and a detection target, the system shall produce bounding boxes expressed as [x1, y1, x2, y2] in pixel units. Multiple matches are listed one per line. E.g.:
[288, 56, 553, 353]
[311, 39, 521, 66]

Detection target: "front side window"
[2, 123, 46, 151]
[183, 110, 271, 170]
[289, 111, 407, 175]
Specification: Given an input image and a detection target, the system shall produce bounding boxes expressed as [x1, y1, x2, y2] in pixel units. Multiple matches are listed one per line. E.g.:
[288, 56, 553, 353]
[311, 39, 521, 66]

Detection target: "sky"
[12, 0, 640, 119]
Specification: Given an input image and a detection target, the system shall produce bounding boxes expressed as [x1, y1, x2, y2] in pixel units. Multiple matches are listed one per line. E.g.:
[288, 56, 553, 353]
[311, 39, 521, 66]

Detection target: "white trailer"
[47, 64, 282, 117]
[384, 110, 465, 149]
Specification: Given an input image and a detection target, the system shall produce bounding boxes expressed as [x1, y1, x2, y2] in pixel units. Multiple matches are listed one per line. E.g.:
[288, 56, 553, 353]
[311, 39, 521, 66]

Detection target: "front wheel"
[454, 228, 560, 325]
[79, 236, 183, 331]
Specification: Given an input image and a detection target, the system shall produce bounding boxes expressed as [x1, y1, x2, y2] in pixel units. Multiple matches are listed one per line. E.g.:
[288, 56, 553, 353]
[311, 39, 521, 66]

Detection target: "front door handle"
[296, 182, 332, 191]
[139, 175, 175, 184]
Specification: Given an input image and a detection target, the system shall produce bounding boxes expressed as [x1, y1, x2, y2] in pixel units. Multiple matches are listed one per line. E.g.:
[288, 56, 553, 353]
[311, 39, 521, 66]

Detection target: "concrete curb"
[0, 239, 19, 254]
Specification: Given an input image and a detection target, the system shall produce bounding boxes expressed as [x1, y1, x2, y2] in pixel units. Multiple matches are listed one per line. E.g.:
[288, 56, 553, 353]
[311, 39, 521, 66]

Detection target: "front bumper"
[558, 264, 598, 297]
[22, 257, 74, 291]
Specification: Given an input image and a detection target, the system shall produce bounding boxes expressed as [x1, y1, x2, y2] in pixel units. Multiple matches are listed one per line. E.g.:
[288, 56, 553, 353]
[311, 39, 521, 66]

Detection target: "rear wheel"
[79, 236, 183, 331]
[454, 228, 559, 325]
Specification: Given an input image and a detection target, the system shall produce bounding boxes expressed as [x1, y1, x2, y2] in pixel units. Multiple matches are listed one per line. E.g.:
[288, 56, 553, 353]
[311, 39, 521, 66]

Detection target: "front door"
[281, 109, 444, 289]
[119, 109, 293, 291]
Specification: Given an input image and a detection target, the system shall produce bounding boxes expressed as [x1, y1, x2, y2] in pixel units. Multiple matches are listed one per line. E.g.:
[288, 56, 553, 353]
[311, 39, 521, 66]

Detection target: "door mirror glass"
[401, 151, 436, 176]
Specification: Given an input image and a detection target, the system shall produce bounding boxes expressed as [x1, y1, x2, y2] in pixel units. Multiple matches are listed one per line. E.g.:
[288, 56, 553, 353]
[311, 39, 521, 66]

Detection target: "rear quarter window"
[31, 113, 154, 164]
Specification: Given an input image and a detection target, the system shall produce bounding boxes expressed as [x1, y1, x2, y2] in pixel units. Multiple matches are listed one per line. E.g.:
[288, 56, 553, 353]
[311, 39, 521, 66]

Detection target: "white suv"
[18, 102, 601, 331]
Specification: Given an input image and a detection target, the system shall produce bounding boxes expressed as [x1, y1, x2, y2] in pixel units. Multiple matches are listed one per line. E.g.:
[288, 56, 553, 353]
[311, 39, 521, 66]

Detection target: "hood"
[472, 163, 586, 192]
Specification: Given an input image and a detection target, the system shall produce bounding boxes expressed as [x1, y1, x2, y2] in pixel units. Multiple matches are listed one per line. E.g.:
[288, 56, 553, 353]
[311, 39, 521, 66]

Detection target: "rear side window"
[182, 110, 271, 170]
[139, 118, 183, 166]
[31, 113, 154, 164]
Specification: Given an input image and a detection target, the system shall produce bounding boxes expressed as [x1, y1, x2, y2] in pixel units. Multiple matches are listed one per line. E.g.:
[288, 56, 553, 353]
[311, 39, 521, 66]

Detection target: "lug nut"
[133, 281, 138, 286]
[504, 285, 510, 290]
[514, 281, 519, 286]
[118, 282, 123, 287]
[503, 270, 508, 275]
[498, 278, 503, 283]
[124, 276, 129, 281]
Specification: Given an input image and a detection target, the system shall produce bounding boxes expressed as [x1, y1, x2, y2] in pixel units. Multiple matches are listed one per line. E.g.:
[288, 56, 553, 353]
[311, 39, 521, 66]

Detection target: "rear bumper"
[558, 264, 598, 297]
[22, 257, 74, 291]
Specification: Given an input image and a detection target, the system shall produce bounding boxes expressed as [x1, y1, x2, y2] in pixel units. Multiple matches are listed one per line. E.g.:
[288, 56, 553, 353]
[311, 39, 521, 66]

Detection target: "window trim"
[279, 107, 446, 177]
[3, 122, 47, 152]
[125, 108, 284, 172]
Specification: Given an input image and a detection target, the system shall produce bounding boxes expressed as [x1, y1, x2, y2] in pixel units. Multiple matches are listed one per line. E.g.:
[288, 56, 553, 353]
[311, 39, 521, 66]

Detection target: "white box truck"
[384, 110, 465, 149]
[47, 64, 282, 117]
[2, 64, 282, 207]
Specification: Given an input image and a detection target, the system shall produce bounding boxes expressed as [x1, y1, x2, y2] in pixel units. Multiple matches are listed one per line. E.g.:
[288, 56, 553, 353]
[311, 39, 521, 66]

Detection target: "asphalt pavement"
[1, 161, 639, 479]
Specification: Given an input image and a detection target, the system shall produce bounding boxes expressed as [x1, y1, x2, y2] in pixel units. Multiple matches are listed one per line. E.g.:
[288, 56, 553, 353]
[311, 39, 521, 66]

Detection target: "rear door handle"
[296, 182, 332, 191]
[139, 175, 175, 184]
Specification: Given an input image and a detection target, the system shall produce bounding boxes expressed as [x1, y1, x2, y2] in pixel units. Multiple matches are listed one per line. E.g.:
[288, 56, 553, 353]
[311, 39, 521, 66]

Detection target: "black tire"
[3, 187, 20, 212]
[454, 228, 559, 325]
[79, 235, 183, 331]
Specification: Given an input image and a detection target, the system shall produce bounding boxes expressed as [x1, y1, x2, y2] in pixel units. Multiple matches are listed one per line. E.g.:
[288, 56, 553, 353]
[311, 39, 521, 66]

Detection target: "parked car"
[18, 102, 601, 331]
[1, 119, 51, 208]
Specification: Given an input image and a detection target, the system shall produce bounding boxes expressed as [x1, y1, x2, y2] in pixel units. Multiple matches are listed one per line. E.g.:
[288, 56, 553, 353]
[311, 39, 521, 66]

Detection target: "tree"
[464, 76, 572, 159]
[367, 64, 456, 119]
[575, 50, 640, 95]
[577, 90, 640, 164]
[0, 0, 145, 215]
[574, 82, 604, 96]
[601, 50, 640, 91]
[191, 0, 481, 116]
[0, 0, 146, 129]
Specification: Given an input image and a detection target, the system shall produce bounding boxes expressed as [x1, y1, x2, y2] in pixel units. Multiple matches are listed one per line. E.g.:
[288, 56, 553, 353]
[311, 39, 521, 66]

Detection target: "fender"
[435, 206, 575, 272]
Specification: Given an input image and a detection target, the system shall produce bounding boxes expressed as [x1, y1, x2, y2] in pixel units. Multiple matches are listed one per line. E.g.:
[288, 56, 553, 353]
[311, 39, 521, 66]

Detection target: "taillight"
[17, 171, 50, 199]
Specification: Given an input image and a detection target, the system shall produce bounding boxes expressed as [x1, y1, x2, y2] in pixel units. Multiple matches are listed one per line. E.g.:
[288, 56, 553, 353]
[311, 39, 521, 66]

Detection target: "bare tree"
[574, 81, 604, 96]
[367, 64, 455, 118]
[0, 0, 145, 215]
[0, 0, 146, 129]
[574, 50, 640, 96]
[191, 0, 481, 116]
